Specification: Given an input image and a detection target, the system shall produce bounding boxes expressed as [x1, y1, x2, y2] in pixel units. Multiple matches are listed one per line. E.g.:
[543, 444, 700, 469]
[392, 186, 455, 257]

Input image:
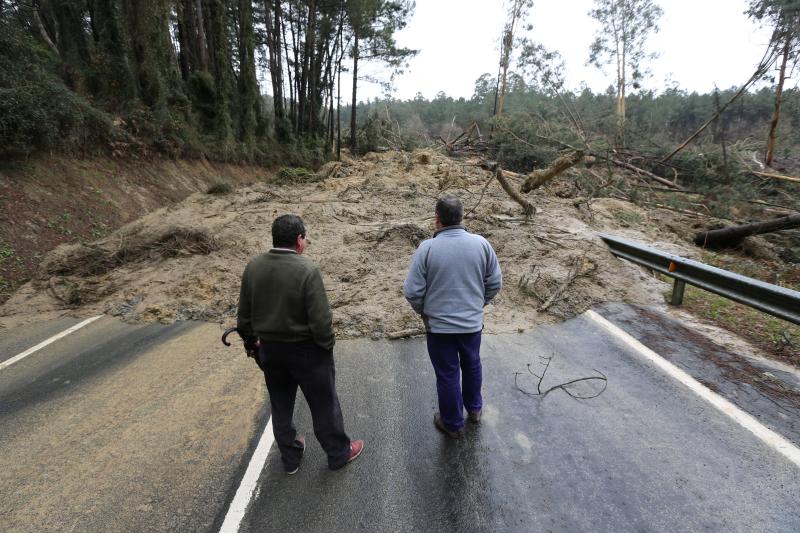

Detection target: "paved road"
[1, 307, 799, 532]
[241, 312, 800, 532]
[0, 316, 265, 532]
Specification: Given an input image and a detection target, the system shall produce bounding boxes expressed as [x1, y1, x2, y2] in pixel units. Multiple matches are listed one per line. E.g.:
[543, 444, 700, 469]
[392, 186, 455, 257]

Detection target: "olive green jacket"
[237, 250, 335, 351]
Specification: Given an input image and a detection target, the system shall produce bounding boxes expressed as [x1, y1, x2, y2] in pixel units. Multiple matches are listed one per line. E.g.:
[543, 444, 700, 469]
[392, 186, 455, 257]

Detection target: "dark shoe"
[467, 409, 482, 423]
[330, 439, 364, 470]
[286, 436, 305, 475]
[434, 413, 464, 439]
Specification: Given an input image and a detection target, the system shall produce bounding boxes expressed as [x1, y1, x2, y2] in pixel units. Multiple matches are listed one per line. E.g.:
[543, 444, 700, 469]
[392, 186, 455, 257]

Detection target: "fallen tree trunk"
[694, 213, 800, 248]
[521, 151, 586, 192]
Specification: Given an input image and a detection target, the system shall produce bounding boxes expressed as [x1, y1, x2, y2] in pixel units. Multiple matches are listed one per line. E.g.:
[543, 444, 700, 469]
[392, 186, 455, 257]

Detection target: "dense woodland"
[0, 0, 798, 192]
[0, 0, 415, 162]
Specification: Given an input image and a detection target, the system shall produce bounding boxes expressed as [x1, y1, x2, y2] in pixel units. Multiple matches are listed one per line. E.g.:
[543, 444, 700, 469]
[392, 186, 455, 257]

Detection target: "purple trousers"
[426, 331, 483, 431]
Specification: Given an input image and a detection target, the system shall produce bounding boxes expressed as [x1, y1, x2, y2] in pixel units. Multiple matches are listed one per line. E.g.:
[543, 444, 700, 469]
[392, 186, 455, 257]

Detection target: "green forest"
[0, 0, 415, 163]
[0, 0, 798, 194]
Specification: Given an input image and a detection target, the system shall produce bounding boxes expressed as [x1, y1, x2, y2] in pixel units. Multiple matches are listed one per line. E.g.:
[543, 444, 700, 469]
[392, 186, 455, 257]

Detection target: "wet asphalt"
[2, 308, 799, 532]
[240, 312, 800, 532]
[598, 302, 800, 446]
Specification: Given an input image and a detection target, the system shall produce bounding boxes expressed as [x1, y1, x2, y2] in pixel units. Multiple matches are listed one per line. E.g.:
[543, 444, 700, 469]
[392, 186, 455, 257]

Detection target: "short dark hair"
[436, 195, 463, 227]
[272, 214, 305, 248]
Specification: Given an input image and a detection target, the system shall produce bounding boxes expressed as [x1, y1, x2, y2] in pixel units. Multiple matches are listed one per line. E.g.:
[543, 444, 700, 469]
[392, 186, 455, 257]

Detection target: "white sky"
[346, 0, 779, 102]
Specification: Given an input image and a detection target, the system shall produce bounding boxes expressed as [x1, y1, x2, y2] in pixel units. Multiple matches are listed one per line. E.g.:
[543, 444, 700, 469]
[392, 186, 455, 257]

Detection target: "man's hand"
[243, 338, 260, 359]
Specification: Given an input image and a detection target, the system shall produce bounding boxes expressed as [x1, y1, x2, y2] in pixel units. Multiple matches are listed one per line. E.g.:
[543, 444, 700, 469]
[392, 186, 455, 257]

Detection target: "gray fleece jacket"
[403, 225, 502, 333]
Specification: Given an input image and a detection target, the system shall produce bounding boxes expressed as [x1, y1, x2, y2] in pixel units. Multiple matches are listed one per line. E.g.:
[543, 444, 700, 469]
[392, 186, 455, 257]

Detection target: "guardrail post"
[670, 279, 686, 306]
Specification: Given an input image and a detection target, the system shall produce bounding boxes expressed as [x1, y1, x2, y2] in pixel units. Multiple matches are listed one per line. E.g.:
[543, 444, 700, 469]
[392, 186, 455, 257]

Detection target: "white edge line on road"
[585, 309, 800, 470]
[219, 417, 274, 533]
[0, 315, 104, 371]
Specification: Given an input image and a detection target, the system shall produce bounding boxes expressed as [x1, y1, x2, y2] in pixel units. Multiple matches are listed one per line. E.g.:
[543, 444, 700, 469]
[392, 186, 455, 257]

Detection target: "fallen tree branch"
[495, 167, 535, 217]
[537, 253, 596, 312]
[464, 175, 496, 218]
[498, 127, 682, 190]
[606, 156, 682, 189]
[514, 355, 608, 400]
[745, 199, 799, 212]
[751, 170, 800, 184]
[387, 328, 425, 339]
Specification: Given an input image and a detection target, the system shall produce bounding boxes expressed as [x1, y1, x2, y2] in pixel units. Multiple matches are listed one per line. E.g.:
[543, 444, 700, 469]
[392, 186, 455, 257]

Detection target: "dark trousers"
[258, 340, 351, 470]
[426, 331, 483, 431]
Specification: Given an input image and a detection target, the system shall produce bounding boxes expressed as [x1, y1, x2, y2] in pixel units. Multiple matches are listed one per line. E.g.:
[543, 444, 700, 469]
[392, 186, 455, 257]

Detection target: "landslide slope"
[3, 149, 693, 339]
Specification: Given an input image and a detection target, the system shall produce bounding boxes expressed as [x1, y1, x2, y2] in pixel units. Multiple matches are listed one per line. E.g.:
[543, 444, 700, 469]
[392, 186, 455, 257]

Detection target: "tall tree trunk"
[205, 0, 234, 147]
[53, 0, 92, 91]
[31, 5, 59, 54]
[264, 0, 286, 137]
[128, 0, 168, 116]
[766, 36, 791, 167]
[350, 32, 358, 151]
[298, 1, 316, 134]
[281, 6, 295, 131]
[93, 0, 137, 107]
[337, 57, 341, 160]
[495, 29, 512, 118]
[616, 37, 626, 148]
[237, 0, 258, 148]
[713, 87, 729, 177]
[309, 26, 326, 136]
[193, 0, 208, 70]
[287, 3, 301, 131]
[177, 0, 208, 77]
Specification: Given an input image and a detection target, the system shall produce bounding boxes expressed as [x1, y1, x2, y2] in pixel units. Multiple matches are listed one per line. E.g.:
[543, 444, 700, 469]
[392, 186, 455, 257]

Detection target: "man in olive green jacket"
[238, 214, 363, 474]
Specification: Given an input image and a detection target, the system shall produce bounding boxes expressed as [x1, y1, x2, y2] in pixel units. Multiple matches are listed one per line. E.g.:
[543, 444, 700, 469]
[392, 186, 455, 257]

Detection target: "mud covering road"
[2, 149, 681, 338]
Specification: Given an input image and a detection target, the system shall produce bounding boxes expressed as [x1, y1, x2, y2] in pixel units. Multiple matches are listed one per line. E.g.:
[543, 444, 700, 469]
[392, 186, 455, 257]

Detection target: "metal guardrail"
[599, 233, 800, 325]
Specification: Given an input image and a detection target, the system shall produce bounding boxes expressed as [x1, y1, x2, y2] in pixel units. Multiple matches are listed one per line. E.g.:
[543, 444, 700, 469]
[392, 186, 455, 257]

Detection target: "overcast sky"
[343, 0, 779, 103]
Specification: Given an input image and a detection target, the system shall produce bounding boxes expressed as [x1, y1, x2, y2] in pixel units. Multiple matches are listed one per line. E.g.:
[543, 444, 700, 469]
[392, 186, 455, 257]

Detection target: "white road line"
[585, 309, 800, 469]
[219, 417, 275, 533]
[0, 315, 104, 371]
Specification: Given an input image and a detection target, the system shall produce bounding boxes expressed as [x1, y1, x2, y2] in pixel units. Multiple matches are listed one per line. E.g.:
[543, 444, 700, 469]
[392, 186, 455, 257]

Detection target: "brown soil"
[0, 154, 267, 302]
[2, 149, 687, 338]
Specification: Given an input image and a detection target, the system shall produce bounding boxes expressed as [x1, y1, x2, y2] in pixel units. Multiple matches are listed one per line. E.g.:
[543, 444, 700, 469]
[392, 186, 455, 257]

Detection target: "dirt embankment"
[2, 149, 689, 335]
[0, 155, 267, 301]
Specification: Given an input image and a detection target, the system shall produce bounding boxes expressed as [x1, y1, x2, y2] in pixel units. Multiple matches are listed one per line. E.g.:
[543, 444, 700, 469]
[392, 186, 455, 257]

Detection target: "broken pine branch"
[494, 166, 535, 217]
[537, 253, 597, 312]
[513, 355, 608, 400]
[521, 151, 587, 193]
[751, 170, 800, 184]
[498, 126, 681, 190]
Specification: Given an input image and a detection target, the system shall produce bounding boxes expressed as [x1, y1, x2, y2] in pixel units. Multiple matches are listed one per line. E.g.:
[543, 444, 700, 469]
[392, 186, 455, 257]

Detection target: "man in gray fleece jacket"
[403, 195, 502, 438]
